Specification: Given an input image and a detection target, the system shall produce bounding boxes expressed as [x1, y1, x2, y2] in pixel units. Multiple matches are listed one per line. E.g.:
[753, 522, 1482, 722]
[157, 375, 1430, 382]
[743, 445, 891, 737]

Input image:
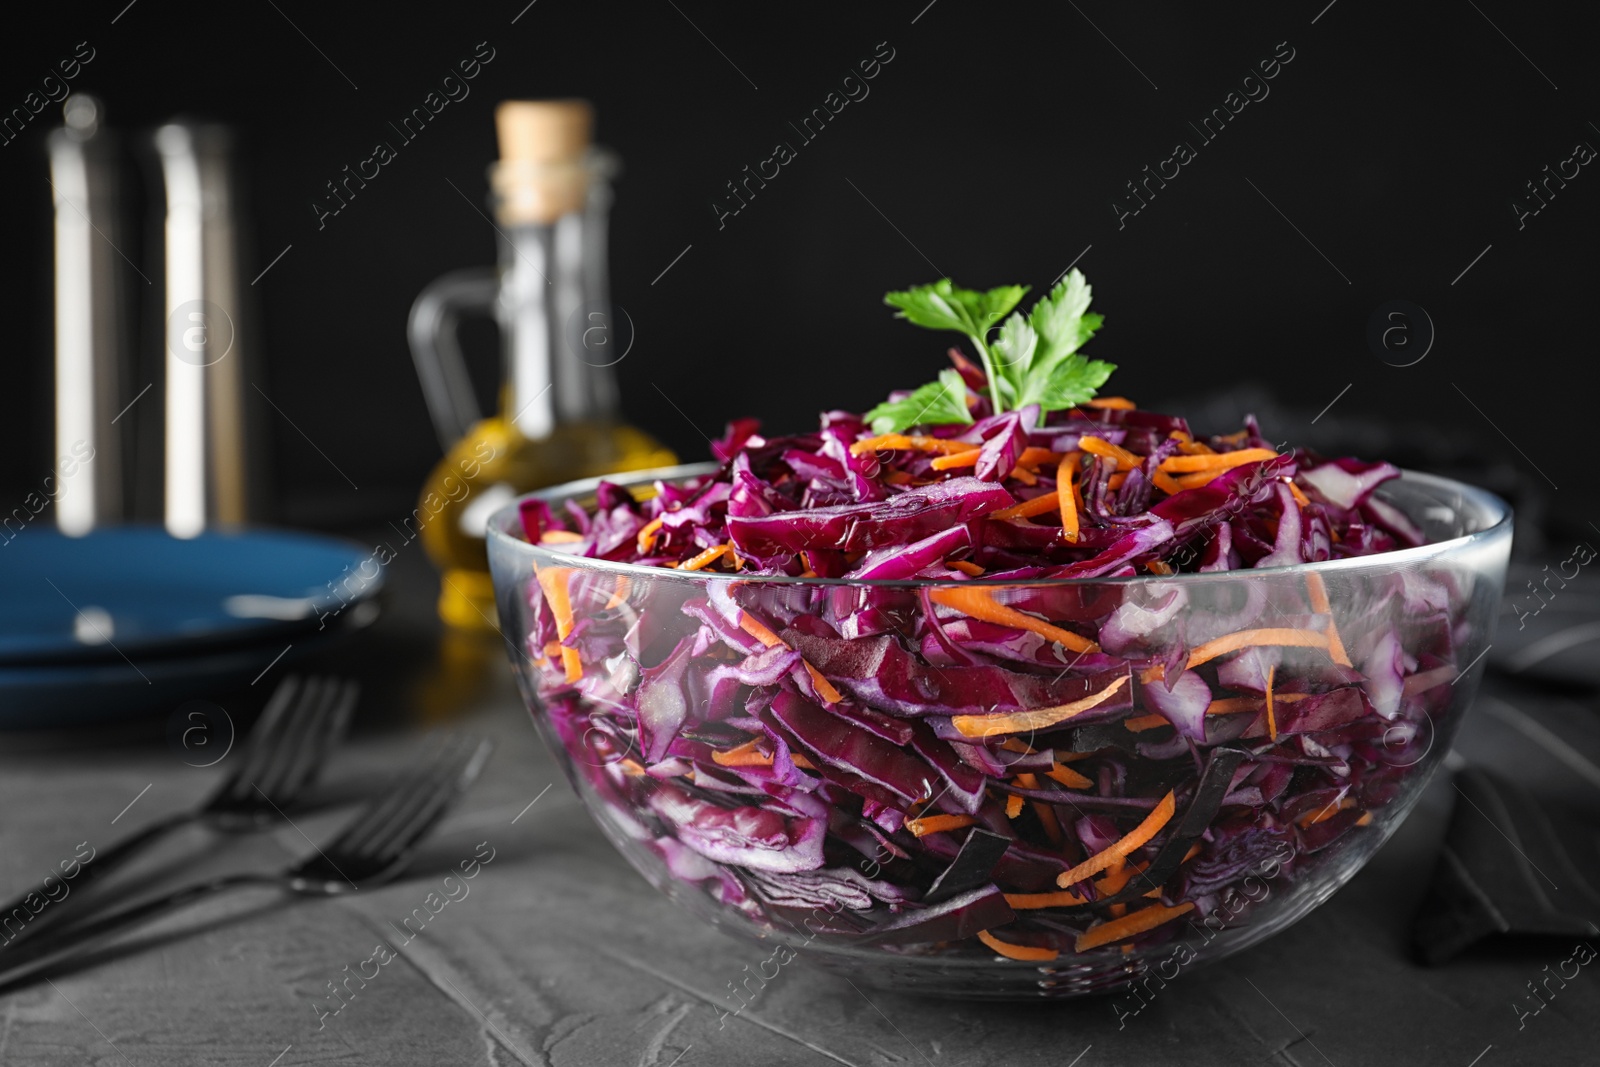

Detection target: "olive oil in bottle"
[410, 100, 674, 630]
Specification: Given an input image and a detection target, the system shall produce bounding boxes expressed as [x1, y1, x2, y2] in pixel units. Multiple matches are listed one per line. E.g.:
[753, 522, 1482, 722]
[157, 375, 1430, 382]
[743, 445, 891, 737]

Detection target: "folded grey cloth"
[1413, 767, 1600, 965]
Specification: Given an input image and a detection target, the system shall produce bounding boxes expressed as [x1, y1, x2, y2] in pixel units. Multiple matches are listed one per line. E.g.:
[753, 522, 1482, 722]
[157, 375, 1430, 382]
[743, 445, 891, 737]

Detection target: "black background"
[1, 0, 1592, 533]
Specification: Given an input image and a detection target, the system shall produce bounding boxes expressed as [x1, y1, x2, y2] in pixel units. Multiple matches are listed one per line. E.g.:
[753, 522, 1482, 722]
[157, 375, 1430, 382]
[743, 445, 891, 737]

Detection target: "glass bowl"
[487, 463, 1510, 999]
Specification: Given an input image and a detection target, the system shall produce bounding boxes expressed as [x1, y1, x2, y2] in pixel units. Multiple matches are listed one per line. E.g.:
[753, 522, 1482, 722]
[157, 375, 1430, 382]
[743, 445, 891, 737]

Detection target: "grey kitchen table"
[2, 546, 1597, 1067]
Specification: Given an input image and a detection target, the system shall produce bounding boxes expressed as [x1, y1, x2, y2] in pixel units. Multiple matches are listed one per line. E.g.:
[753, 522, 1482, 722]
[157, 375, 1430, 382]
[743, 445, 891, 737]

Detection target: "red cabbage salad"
[515, 272, 1468, 963]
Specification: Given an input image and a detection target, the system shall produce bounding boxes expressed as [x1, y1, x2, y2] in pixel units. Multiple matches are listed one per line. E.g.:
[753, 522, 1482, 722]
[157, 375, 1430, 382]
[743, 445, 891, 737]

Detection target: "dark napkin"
[1413, 767, 1600, 965]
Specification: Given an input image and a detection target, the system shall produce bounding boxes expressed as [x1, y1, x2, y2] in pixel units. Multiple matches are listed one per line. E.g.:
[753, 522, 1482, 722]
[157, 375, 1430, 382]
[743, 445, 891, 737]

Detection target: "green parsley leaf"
[884, 279, 1029, 338]
[1027, 269, 1100, 362]
[988, 311, 1037, 408]
[879, 269, 1115, 423]
[1025, 354, 1116, 411]
[864, 368, 974, 434]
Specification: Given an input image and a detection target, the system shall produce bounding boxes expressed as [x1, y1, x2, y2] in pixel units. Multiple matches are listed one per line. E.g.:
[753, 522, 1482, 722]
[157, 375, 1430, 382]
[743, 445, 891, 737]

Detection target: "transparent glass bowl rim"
[486, 462, 1513, 589]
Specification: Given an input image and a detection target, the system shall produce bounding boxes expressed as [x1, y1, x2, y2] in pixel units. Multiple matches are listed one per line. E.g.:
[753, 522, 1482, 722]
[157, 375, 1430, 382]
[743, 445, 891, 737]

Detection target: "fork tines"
[220, 675, 359, 807]
[328, 735, 495, 867]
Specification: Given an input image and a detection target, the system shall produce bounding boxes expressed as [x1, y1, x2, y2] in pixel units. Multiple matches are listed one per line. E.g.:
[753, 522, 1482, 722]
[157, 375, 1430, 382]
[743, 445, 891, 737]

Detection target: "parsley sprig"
[866, 270, 1116, 434]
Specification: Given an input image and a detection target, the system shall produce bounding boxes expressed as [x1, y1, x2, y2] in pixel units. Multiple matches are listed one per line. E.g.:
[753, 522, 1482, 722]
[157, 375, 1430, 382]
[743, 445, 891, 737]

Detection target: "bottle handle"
[407, 267, 499, 450]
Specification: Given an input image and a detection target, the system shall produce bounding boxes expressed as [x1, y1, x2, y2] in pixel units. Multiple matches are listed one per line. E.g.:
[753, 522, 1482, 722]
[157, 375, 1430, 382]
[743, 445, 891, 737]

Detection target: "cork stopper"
[492, 100, 593, 224]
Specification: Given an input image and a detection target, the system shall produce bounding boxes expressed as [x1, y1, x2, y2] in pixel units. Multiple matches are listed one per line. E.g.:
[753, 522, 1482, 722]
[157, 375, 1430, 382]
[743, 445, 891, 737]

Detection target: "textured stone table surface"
[2, 551, 1597, 1067]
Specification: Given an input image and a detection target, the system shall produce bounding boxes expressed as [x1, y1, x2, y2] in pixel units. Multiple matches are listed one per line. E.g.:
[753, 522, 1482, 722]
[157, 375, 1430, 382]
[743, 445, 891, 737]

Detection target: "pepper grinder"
[152, 121, 251, 538]
[48, 94, 126, 534]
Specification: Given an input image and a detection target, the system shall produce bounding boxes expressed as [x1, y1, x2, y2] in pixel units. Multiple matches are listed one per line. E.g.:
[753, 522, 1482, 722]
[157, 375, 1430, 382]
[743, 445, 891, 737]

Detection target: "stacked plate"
[0, 526, 383, 728]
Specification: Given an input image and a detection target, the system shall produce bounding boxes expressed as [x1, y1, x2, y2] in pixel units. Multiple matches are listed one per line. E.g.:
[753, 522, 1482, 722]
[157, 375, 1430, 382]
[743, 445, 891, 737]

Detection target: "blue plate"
[0, 611, 377, 730]
[0, 526, 383, 664]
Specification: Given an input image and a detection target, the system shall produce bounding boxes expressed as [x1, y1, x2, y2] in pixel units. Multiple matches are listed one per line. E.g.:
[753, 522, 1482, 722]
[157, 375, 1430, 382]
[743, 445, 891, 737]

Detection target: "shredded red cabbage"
[515, 396, 1477, 963]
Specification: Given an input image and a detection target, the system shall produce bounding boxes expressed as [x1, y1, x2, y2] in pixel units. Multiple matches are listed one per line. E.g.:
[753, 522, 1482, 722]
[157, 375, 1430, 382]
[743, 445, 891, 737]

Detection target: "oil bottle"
[409, 100, 675, 630]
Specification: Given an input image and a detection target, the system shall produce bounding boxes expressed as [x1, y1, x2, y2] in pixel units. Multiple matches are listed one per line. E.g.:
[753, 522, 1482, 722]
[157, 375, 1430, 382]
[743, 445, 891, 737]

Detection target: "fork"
[0, 675, 355, 945]
[0, 733, 494, 991]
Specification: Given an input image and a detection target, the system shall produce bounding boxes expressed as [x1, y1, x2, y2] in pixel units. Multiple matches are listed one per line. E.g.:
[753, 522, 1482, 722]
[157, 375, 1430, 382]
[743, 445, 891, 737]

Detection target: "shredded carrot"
[1176, 439, 1216, 456]
[1298, 795, 1357, 826]
[1095, 858, 1149, 897]
[1205, 693, 1309, 716]
[803, 663, 844, 704]
[1005, 794, 1025, 819]
[1304, 572, 1352, 667]
[947, 559, 985, 577]
[534, 567, 583, 682]
[680, 544, 731, 571]
[712, 740, 772, 767]
[542, 641, 562, 658]
[1123, 713, 1169, 733]
[1086, 396, 1137, 411]
[930, 587, 1099, 654]
[1171, 470, 1230, 491]
[905, 813, 977, 837]
[1075, 902, 1195, 952]
[976, 929, 1059, 961]
[539, 529, 584, 544]
[791, 753, 816, 770]
[930, 448, 983, 471]
[992, 492, 1060, 521]
[1145, 560, 1174, 576]
[1284, 479, 1311, 507]
[1016, 447, 1063, 470]
[1008, 465, 1039, 486]
[1265, 664, 1279, 741]
[1078, 436, 1140, 470]
[1107, 471, 1129, 490]
[1016, 772, 1065, 846]
[1004, 889, 1089, 909]
[738, 611, 844, 703]
[738, 613, 783, 648]
[1157, 448, 1280, 474]
[848, 434, 976, 457]
[1189, 627, 1329, 669]
[1402, 665, 1456, 697]
[999, 739, 1035, 754]
[1140, 627, 1331, 685]
[603, 576, 631, 610]
[635, 517, 665, 554]
[618, 758, 648, 777]
[952, 675, 1128, 738]
[1181, 843, 1203, 864]
[1151, 470, 1185, 496]
[1056, 454, 1081, 542]
[1056, 790, 1176, 888]
[1045, 763, 1093, 789]
[1355, 812, 1373, 826]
